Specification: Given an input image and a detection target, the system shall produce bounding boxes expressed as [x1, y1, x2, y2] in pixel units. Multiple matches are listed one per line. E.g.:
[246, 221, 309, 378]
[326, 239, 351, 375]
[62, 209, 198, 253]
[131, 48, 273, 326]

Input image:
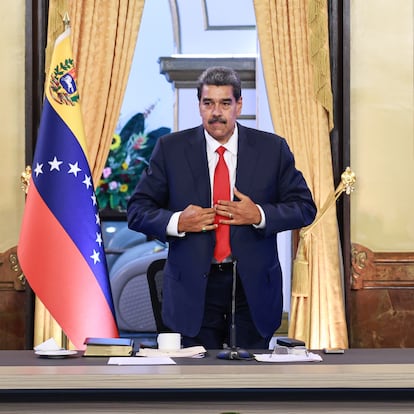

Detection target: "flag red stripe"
[18, 184, 118, 348]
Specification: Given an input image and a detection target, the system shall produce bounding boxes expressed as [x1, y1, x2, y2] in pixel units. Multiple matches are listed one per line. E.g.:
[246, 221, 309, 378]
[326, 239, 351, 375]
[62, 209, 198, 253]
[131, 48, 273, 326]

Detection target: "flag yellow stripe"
[45, 29, 89, 159]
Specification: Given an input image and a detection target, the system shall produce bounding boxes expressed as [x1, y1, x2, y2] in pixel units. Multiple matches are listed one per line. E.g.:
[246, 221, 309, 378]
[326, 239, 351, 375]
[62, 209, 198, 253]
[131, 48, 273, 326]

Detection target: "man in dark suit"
[127, 66, 316, 350]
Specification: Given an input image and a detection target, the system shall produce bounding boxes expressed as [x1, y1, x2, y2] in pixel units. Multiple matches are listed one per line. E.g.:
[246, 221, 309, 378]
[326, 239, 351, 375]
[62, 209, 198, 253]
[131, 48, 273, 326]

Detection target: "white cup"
[157, 333, 181, 351]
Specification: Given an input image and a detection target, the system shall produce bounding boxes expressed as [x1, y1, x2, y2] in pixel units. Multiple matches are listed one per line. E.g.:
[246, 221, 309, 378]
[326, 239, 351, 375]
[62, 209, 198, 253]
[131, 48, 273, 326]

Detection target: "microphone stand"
[217, 260, 254, 360]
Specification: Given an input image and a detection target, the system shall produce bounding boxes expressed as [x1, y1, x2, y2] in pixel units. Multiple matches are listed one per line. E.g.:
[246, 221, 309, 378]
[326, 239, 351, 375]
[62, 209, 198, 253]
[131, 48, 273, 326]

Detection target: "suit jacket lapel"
[231, 124, 261, 241]
[235, 123, 259, 197]
[184, 126, 211, 207]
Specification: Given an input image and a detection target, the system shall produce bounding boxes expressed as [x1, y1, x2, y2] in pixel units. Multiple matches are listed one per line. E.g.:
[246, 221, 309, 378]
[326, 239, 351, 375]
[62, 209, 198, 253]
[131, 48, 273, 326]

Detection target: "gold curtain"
[69, 0, 145, 184]
[33, 0, 145, 347]
[254, 0, 349, 349]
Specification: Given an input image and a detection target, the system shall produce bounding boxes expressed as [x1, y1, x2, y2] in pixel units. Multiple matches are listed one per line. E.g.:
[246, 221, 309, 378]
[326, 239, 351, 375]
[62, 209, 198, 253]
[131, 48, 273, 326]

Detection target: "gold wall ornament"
[20, 166, 32, 194]
[351, 244, 368, 290]
[0, 247, 25, 291]
[298, 166, 357, 237]
[9, 251, 25, 290]
[341, 166, 356, 195]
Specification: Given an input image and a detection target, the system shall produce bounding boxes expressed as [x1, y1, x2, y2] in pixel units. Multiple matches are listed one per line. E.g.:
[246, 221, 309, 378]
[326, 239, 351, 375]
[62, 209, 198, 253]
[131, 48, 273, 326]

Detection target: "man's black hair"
[197, 66, 242, 101]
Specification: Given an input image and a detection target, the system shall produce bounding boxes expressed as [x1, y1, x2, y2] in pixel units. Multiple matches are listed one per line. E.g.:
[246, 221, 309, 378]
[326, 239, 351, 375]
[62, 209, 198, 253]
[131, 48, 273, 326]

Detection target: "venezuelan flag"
[18, 28, 119, 349]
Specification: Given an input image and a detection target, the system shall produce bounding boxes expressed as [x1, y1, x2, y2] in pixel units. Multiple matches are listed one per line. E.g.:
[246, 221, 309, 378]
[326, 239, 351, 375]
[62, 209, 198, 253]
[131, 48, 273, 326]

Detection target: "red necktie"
[213, 146, 231, 262]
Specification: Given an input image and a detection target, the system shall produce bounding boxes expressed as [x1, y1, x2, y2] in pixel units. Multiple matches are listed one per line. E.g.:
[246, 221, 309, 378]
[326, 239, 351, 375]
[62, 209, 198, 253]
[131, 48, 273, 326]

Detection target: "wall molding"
[0, 246, 27, 349]
[159, 56, 256, 89]
[351, 243, 414, 290]
[350, 243, 414, 347]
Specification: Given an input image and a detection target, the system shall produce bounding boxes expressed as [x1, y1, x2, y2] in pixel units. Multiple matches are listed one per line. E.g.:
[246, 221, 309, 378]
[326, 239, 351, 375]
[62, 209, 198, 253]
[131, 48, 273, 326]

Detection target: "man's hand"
[215, 187, 261, 226]
[178, 204, 217, 233]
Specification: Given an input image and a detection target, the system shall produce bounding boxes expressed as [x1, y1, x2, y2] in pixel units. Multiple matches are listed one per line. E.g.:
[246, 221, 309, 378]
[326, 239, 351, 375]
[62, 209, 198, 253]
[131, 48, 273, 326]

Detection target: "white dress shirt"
[166, 125, 265, 237]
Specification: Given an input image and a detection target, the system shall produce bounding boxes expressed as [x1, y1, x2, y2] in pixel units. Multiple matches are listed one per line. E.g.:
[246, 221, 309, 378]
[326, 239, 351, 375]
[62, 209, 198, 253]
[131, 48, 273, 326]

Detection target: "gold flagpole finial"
[63, 12, 70, 30]
[20, 165, 32, 194]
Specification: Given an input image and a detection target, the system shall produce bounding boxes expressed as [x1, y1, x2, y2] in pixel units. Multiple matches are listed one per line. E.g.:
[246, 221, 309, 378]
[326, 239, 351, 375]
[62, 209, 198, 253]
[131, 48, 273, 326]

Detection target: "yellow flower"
[110, 134, 121, 150]
[119, 184, 128, 193]
[121, 162, 129, 170]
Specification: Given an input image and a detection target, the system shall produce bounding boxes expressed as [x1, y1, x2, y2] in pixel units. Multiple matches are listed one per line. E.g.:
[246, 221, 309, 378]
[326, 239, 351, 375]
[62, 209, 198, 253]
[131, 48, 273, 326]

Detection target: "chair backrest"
[146, 258, 171, 333]
[110, 247, 168, 333]
[104, 224, 148, 272]
[109, 240, 165, 279]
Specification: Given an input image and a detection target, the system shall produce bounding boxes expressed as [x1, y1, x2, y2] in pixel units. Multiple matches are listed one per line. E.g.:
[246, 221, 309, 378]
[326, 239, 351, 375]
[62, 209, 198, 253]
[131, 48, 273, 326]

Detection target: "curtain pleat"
[254, 0, 348, 349]
[33, 0, 145, 347]
[69, 0, 145, 183]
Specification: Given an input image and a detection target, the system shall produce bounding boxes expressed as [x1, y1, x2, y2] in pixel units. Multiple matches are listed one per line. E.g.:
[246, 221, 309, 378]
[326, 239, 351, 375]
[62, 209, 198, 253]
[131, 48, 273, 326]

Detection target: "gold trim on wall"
[351, 243, 414, 290]
[350, 243, 414, 348]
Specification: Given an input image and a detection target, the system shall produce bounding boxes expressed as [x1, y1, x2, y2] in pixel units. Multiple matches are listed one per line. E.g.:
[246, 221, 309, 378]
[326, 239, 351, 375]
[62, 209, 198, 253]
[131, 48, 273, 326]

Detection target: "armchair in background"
[102, 221, 148, 272]
[109, 242, 168, 340]
[102, 221, 170, 342]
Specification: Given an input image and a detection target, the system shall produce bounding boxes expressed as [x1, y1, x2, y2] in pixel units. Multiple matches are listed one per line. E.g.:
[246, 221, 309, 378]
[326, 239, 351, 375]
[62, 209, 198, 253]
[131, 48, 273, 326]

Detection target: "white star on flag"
[34, 163, 44, 177]
[68, 162, 82, 177]
[96, 232, 103, 247]
[82, 174, 92, 189]
[90, 249, 100, 264]
[49, 156, 63, 171]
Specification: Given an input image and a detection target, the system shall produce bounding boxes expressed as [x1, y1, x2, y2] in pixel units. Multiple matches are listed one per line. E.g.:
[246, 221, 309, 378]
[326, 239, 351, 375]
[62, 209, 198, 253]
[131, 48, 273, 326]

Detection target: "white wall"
[350, 0, 414, 251]
[118, 0, 175, 134]
[0, 0, 25, 251]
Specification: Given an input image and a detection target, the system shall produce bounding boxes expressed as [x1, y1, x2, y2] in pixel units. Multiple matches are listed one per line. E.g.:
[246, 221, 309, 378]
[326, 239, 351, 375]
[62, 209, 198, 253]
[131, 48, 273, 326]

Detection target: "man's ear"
[237, 96, 243, 115]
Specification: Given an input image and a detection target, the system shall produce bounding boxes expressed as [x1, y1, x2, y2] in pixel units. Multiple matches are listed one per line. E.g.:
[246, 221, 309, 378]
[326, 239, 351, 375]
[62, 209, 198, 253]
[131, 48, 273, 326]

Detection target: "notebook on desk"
[83, 337, 134, 357]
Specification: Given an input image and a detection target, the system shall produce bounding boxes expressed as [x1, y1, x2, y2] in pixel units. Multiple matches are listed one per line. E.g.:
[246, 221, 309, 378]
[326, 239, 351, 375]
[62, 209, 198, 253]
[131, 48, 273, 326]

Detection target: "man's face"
[199, 84, 242, 143]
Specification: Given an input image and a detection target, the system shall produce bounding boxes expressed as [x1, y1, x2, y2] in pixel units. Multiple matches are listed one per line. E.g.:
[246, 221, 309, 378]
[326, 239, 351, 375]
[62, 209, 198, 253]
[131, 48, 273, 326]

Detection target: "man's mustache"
[208, 116, 226, 124]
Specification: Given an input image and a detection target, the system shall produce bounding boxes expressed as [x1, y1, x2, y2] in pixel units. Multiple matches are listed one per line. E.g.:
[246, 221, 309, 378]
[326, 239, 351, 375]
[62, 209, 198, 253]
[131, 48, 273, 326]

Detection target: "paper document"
[254, 352, 323, 363]
[135, 345, 206, 358]
[34, 338, 63, 351]
[108, 357, 176, 365]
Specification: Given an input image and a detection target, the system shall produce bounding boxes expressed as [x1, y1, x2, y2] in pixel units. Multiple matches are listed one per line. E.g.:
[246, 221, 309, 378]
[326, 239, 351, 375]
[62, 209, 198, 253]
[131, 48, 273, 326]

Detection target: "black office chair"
[109, 244, 168, 336]
[146, 258, 171, 333]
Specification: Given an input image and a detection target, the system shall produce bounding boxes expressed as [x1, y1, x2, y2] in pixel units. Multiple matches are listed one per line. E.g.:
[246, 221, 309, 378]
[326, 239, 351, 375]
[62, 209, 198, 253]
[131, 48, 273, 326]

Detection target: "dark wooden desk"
[1, 349, 414, 413]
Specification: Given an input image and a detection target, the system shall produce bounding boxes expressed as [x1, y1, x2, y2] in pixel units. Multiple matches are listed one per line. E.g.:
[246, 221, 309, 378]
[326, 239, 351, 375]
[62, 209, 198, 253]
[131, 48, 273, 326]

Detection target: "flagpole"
[63, 12, 70, 30]
[61, 10, 71, 352]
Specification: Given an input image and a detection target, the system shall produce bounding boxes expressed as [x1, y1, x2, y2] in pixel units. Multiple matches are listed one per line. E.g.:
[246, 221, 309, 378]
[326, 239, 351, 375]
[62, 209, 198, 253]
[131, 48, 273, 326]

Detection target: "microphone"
[217, 260, 254, 361]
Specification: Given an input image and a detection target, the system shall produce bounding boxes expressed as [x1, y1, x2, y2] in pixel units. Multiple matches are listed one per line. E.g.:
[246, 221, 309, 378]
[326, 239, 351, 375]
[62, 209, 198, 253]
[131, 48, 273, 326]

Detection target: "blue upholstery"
[101, 221, 128, 246]
[102, 221, 148, 272]
[106, 225, 147, 251]
[109, 240, 166, 279]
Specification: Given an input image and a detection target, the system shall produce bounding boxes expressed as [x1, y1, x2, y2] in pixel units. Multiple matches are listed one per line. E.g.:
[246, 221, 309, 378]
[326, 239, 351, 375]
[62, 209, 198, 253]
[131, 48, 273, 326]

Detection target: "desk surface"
[2, 349, 414, 413]
[0, 348, 413, 397]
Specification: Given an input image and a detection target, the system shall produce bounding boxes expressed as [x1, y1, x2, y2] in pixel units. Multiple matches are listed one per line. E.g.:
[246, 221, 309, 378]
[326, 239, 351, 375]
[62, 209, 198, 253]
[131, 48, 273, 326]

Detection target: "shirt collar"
[204, 124, 238, 156]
